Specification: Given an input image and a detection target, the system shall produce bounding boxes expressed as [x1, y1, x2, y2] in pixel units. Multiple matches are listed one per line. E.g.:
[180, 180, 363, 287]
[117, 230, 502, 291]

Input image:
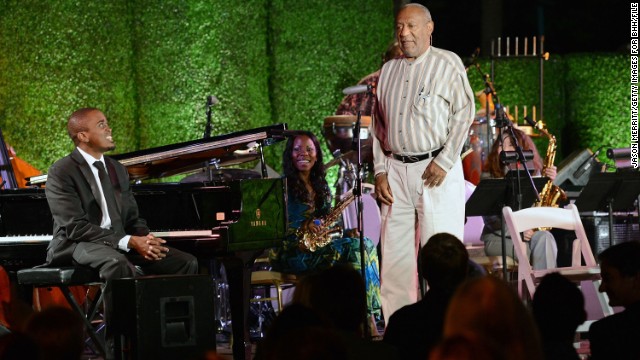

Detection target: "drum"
[323, 115, 373, 164]
[462, 117, 493, 185]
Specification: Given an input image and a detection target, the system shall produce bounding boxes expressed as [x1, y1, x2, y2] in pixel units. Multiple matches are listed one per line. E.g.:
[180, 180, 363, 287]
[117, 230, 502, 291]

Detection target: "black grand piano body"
[0, 179, 287, 263]
[0, 123, 288, 360]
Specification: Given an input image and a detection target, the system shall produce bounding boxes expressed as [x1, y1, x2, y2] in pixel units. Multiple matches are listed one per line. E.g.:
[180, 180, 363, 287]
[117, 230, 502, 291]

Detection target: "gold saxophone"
[297, 191, 355, 252]
[533, 121, 567, 209]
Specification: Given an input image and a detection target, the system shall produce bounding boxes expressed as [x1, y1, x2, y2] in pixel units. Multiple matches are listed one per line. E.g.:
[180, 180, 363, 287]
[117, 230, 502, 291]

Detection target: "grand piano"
[0, 123, 289, 360]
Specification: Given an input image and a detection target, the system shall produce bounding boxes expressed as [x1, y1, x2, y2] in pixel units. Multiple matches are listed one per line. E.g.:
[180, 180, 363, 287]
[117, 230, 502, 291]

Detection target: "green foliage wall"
[268, 0, 395, 173]
[468, 54, 628, 165]
[0, 1, 137, 171]
[131, 1, 272, 149]
[563, 54, 630, 163]
[0, 0, 393, 178]
[468, 56, 565, 162]
[0, 1, 630, 179]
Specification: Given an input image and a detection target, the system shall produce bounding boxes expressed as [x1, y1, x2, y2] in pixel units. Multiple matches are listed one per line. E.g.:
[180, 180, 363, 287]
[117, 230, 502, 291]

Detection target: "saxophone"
[533, 121, 567, 209]
[297, 191, 355, 252]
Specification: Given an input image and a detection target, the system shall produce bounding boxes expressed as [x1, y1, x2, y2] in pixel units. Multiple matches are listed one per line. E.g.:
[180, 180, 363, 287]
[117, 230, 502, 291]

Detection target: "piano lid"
[111, 123, 287, 181]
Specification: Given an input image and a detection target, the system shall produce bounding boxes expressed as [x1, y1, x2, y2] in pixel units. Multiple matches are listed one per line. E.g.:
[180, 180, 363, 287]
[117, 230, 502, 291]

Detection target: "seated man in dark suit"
[588, 241, 640, 360]
[45, 107, 198, 358]
[383, 233, 470, 360]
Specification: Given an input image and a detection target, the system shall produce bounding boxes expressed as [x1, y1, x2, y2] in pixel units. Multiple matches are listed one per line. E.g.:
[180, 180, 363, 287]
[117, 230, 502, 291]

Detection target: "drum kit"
[323, 115, 373, 164]
[322, 114, 381, 246]
[321, 111, 500, 188]
[462, 116, 497, 185]
[322, 115, 374, 192]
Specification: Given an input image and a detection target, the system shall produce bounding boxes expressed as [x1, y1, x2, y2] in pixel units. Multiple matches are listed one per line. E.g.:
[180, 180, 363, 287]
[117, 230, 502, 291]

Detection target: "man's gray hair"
[400, 3, 432, 22]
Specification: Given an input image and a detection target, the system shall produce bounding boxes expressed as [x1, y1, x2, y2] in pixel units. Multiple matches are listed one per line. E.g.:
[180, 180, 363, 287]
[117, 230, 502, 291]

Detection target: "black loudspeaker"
[582, 215, 640, 255]
[555, 148, 600, 187]
[111, 275, 216, 360]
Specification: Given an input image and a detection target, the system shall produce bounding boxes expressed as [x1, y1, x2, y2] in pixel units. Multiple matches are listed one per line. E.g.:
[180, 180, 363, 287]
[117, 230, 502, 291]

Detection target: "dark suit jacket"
[44, 148, 148, 266]
[383, 288, 454, 360]
[588, 301, 640, 360]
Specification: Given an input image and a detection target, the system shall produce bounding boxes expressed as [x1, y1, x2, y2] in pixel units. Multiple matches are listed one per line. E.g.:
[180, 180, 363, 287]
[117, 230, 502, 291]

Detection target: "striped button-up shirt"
[372, 46, 475, 174]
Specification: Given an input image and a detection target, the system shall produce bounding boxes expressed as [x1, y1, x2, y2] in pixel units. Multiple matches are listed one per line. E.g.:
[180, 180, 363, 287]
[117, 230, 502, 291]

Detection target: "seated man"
[45, 107, 198, 358]
[383, 233, 470, 359]
[589, 241, 640, 360]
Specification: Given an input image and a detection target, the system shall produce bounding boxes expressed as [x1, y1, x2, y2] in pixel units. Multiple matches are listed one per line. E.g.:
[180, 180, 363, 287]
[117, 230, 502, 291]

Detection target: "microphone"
[463, 47, 480, 69]
[207, 95, 219, 107]
[573, 147, 602, 179]
[524, 116, 537, 128]
[494, 104, 511, 128]
[342, 84, 374, 95]
[606, 147, 631, 160]
[352, 114, 361, 151]
[500, 150, 534, 164]
[203, 95, 219, 139]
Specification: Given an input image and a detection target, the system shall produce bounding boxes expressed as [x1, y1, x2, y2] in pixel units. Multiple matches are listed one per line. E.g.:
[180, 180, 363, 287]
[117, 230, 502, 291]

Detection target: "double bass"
[0, 129, 86, 330]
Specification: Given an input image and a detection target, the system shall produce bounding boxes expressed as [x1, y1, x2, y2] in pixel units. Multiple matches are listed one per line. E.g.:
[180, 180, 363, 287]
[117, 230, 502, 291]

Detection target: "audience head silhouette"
[255, 303, 346, 360]
[25, 306, 84, 360]
[441, 276, 543, 360]
[0, 332, 39, 360]
[532, 273, 585, 360]
[304, 264, 367, 334]
[533, 273, 586, 339]
[429, 333, 504, 360]
[421, 232, 469, 290]
[597, 240, 640, 308]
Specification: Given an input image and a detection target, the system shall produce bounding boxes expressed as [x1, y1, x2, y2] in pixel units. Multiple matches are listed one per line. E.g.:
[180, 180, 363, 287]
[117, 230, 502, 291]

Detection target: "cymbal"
[180, 168, 261, 183]
[324, 151, 354, 170]
[323, 144, 370, 170]
[324, 115, 372, 127]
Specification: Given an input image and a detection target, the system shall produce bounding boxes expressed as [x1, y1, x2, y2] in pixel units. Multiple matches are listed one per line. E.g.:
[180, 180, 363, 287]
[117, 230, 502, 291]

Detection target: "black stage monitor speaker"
[555, 148, 600, 187]
[111, 274, 216, 360]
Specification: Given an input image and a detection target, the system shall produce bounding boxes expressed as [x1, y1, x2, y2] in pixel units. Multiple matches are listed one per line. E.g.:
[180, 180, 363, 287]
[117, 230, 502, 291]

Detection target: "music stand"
[574, 172, 640, 253]
[466, 174, 548, 279]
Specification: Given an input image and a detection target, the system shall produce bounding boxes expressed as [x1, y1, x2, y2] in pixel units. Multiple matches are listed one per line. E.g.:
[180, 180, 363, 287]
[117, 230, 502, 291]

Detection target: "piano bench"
[17, 266, 105, 357]
[250, 270, 297, 312]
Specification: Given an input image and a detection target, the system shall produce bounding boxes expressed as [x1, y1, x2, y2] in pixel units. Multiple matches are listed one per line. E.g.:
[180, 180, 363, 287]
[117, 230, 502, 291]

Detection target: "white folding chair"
[502, 204, 613, 320]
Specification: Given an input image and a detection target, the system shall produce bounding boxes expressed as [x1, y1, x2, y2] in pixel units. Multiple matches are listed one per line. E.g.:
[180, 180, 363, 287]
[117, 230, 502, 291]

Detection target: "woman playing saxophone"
[480, 128, 558, 270]
[269, 131, 381, 320]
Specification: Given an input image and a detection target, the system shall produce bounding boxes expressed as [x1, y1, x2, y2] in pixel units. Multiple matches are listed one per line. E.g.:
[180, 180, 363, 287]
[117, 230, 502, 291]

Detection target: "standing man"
[588, 241, 640, 360]
[45, 107, 198, 358]
[372, 3, 474, 321]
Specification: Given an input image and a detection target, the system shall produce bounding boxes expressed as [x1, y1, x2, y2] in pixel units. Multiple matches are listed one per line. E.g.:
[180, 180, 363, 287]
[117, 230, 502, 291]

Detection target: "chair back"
[502, 204, 613, 321]
[502, 204, 595, 267]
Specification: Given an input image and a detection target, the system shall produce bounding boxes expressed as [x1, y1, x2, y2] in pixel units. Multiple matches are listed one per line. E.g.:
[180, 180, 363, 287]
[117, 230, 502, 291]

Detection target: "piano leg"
[221, 251, 261, 360]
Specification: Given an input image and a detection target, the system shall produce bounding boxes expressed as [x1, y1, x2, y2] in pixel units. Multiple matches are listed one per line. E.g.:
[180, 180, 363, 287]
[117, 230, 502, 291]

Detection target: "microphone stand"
[352, 109, 370, 338]
[203, 96, 216, 181]
[203, 95, 215, 139]
[474, 64, 497, 156]
[491, 91, 540, 280]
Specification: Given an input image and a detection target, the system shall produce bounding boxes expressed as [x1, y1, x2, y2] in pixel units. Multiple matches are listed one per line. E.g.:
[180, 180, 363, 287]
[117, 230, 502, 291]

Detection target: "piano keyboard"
[0, 235, 52, 243]
[0, 230, 220, 244]
[152, 230, 219, 238]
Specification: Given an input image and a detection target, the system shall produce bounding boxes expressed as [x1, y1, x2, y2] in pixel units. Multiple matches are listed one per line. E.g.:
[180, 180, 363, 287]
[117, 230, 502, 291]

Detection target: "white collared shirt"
[77, 147, 130, 251]
[372, 46, 475, 175]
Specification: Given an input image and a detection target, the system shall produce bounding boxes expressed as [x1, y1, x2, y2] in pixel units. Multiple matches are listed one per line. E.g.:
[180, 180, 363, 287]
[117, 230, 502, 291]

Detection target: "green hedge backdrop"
[0, 0, 630, 183]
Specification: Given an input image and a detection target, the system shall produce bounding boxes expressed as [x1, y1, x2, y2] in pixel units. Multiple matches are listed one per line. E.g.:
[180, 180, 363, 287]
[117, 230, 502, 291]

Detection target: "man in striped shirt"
[371, 3, 475, 322]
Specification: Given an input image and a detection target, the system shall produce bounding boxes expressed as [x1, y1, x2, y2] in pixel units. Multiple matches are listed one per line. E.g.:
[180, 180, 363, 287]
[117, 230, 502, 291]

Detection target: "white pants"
[380, 157, 465, 321]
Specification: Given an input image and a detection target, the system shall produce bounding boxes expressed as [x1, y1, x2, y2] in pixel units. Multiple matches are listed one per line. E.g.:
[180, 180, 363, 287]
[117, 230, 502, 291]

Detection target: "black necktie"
[93, 161, 122, 232]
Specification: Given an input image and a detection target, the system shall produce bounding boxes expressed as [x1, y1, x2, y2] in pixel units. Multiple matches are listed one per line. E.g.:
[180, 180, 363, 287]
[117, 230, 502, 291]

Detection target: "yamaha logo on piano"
[251, 208, 267, 227]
